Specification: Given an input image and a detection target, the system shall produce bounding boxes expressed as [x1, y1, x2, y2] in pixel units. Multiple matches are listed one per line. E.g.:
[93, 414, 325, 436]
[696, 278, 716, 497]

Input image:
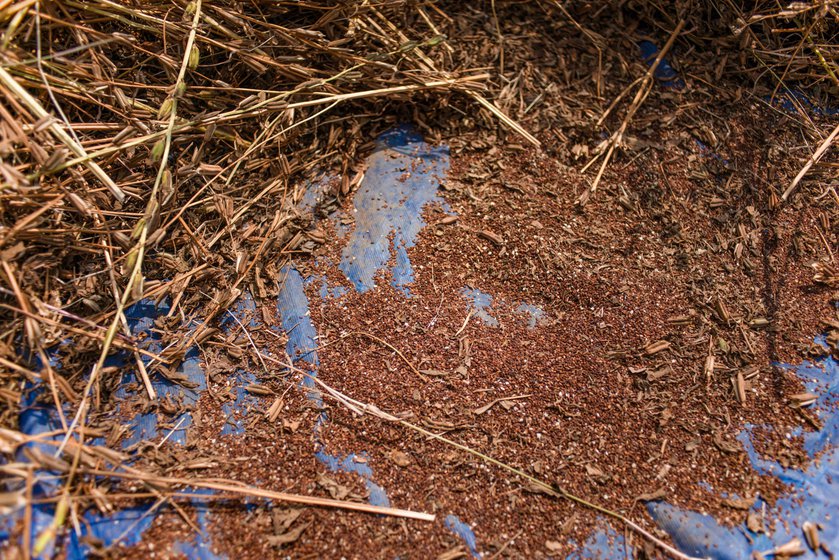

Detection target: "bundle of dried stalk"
[0, 2, 512, 552]
[0, 0, 503, 421]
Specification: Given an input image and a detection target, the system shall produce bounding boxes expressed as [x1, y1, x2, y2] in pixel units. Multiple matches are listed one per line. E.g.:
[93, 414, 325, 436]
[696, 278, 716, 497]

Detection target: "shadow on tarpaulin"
[2, 41, 839, 560]
[632, 40, 839, 560]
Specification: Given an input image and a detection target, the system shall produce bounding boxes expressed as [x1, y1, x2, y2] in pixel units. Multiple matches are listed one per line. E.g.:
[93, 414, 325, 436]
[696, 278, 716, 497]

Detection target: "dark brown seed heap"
[1, 1, 837, 558]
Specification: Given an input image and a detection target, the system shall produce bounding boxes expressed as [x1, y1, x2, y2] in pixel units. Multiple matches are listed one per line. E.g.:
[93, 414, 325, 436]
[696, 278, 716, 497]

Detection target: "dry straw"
[0, 0, 836, 556]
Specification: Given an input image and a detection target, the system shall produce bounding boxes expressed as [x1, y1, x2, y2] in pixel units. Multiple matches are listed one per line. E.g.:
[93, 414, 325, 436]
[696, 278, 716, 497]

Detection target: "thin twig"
[39, 75, 490, 180]
[577, 20, 685, 207]
[782, 121, 839, 201]
[75, 468, 435, 521]
[301, 372, 704, 560]
[250, 348, 702, 560]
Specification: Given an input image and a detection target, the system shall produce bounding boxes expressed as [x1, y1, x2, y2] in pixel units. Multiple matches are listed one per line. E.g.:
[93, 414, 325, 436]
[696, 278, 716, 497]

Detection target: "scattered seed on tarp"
[721, 496, 755, 510]
[267, 521, 311, 547]
[747, 511, 765, 534]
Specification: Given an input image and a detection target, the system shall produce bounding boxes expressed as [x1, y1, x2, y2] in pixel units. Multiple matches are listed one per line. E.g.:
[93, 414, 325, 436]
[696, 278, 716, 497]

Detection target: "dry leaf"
[585, 464, 608, 483]
[644, 340, 671, 355]
[282, 419, 301, 433]
[733, 371, 746, 404]
[0, 242, 26, 262]
[546, 541, 563, 552]
[477, 230, 504, 246]
[648, 365, 671, 381]
[266, 397, 283, 422]
[436, 546, 468, 560]
[768, 537, 805, 557]
[245, 384, 273, 396]
[713, 432, 741, 454]
[635, 488, 667, 502]
[524, 481, 553, 495]
[473, 394, 530, 415]
[704, 355, 716, 380]
[420, 369, 450, 377]
[389, 450, 412, 467]
[0, 490, 24, 515]
[317, 474, 351, 500]
[721, 496, 755, 510]
[272, 508, 302, 533]
[789, 392, 818, 408]
[559, 512, 579, 535]
[802, 521, 819, 551]
[747, 511, 765, 534]
[267, 521, 311, 547]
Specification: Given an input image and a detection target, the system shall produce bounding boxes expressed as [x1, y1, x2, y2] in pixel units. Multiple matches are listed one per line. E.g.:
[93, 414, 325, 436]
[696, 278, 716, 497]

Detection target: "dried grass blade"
[0, 66, 125, 202]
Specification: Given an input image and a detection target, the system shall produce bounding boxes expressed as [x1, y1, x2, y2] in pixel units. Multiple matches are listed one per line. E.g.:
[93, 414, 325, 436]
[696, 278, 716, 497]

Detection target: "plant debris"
[1, 0, 838, 558]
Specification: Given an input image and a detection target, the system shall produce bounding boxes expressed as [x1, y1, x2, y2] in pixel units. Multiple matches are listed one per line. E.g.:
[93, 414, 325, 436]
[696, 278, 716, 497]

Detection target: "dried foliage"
[1, 0, 836, 410]
[0, 0, 498, 422]
[0, 0, 836, 556]
[627, 0, 839, 95]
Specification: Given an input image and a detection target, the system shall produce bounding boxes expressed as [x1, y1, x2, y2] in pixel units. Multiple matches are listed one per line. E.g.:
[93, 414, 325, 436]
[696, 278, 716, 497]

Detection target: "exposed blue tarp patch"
[304, 273, 349, 300]
[694, 138, 730, 167]
[339, 125, 450, 295]
[648, 340, 839, 558]
[462, 287, 499, 327]
[462, 288, 548, 330]
[67, 504, 157, 558]
[515, 303, 546, 329]
[444, 515, 481, 559]
[219, 297, 260, 436]
[647, 502, 747, 559]
[174, 489, 226, 560]
[271, 125, 456, 512]
[638, 40, 685, 89]
[278, 260, 391, 506]
[1, 296, 237, 558]
[117, 299, 206, 448]
[314, 451, 391, 507]
[768, 90, 839, 117]
[277, 267, 320, 370]
[566, 522, 631, 560]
